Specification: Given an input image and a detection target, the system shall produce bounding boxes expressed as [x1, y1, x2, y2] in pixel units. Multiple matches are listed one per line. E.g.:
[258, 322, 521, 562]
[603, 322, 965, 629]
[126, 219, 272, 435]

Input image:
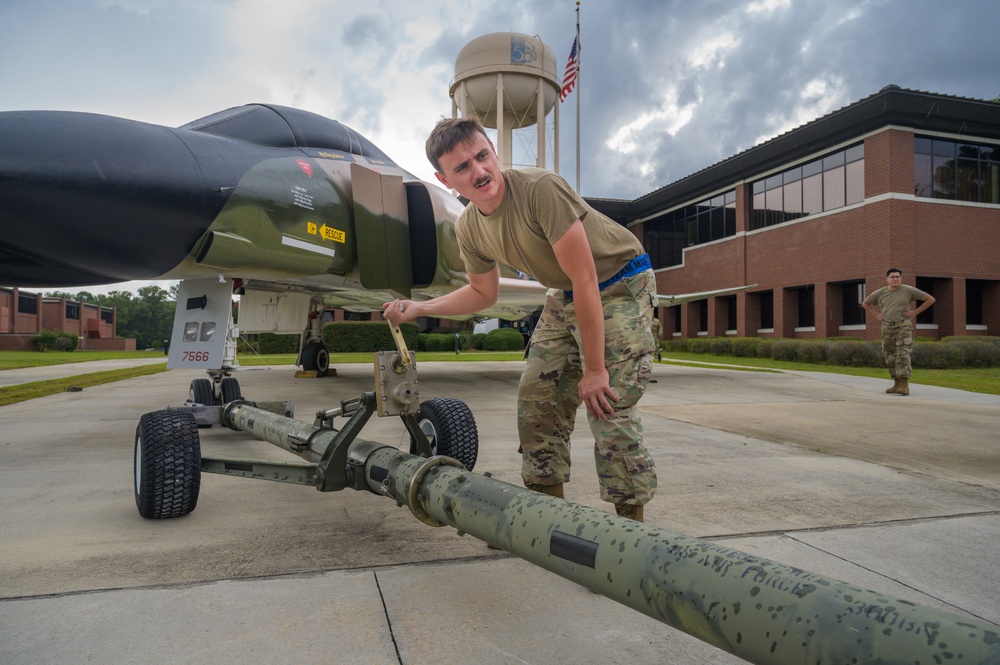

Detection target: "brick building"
[0, 287, 132, 351]
[591, 86, 1000, 341]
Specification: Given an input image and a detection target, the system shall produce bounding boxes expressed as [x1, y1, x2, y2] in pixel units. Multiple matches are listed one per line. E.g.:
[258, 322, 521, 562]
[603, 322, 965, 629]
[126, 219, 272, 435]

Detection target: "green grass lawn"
[660, 351, 1000, 395]
[0, 349, 166, 370]
[1, 349, 996, 405]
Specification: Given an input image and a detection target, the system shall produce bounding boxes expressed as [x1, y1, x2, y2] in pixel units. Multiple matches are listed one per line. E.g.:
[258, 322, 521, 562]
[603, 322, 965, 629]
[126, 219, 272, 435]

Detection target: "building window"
[915, 136, 1000, 203]
[644, 189, 736, 268]
[18, 294, 38, 315]
[725, 295, 737, 331]
[966, 280, 985, 326]
[841, 280, 866, 326]
[66, 303, 80, 320]
[795, 285, 815, 328]
[750, 143, 864, 230]
[915, 277, 935, 325]
[101, 308, 114, 324]
[758, 290, 774, 330]
[698, 300, 708, 333]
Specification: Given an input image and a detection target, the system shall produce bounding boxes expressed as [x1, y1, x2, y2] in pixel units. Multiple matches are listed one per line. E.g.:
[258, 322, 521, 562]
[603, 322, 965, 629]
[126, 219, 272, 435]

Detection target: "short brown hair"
[425, 117, 488, 172]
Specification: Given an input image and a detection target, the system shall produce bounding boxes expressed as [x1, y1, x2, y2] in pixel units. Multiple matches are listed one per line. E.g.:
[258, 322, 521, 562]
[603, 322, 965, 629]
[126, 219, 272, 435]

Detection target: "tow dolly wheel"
[409, 397, 479, 471]
[134, 409, 202, 519]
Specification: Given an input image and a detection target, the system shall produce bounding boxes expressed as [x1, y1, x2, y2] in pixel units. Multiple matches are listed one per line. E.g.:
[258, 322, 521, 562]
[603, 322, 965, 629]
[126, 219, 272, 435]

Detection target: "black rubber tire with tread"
[220, 377, 242, 403]
[301, 341, 330, 376]
[189, 378, 214, 405]
[409, 397, 479, 471]
[134, 409, 202, 519]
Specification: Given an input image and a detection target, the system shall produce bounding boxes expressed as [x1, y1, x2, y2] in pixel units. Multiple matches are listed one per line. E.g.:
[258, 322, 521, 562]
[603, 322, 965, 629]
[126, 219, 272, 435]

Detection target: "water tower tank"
[451, 32, 560, 170]
[452, 32, 558, 127]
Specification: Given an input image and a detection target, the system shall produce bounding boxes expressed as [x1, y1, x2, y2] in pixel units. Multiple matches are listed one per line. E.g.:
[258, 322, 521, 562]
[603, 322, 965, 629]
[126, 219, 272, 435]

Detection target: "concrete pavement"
[1, 359, 998, 664]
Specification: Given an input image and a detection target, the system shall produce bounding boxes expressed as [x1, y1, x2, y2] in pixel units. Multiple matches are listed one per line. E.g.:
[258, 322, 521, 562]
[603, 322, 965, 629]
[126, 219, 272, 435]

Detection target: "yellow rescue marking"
[306, 223, 345, 244]
[320, 224, 345, 243]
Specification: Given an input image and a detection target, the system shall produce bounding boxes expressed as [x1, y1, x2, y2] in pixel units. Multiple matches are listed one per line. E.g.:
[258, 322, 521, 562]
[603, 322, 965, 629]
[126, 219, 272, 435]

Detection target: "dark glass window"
[784, 179, 802, 218]
[914, 153, 933, 197]
[750, 144, 862, 229]
[758, 291, 774, 329]
[796, 286, 815, 328]
[802, 174, 823, 215]
[966, 280, 984, 326]
[823, 166, 846, 209]
[101, 308, 114, 324]
[841, 281, 866, 326]
[751, 192, 767, 230]
[916, 136, 1000, 203]
[644, 189, 736, 268]
[724, 191, 736, 236]
[846, 159, 864, 204]
[725, 295, 737, 331]
[698, 300, 708, 333]
[18, 294, 37, 315]
[66, 303, 80, 320]
[915, 277, 935, 325]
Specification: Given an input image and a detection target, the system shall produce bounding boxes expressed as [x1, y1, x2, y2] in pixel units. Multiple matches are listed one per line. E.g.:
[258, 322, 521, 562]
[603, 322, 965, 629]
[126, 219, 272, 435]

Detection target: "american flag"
[560, 35, 580, 102]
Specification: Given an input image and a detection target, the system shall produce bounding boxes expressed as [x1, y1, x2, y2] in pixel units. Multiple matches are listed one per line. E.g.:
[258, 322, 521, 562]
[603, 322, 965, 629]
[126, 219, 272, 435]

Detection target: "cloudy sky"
[2, 0, 998, 293]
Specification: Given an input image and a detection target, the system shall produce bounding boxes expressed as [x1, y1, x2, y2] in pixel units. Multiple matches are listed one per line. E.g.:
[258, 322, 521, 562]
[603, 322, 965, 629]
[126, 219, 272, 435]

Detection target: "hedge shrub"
[238, 333, 299, 354]
[661, 335, 998, 369]
[321, 321, 419, 353]
[30, 330, 79, 351]
[481, 328, 525, 351]
[911, 342, 965, 369]
[825, 340, 882, 367]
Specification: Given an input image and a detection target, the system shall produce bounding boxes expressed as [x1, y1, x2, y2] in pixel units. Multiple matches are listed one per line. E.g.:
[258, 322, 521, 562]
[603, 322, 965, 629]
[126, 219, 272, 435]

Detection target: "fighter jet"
[0, 103, 747, 385]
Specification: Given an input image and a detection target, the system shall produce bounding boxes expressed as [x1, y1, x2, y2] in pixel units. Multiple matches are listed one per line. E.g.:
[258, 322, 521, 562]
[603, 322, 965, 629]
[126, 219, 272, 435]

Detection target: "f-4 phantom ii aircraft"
[0, 103, 749, 391]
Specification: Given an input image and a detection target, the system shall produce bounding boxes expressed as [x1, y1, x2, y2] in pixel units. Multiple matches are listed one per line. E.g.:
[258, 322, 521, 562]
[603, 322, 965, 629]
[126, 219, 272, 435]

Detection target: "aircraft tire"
[220, 377, 242, 403]
[189, 378, 214, 405]
[134, 409, 201, 519]
[302, 341, 330, 376]
[410, 397, 478, 472]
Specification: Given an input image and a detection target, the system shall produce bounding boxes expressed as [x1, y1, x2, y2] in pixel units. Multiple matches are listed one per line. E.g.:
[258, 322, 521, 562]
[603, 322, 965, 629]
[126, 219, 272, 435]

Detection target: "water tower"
[451, 32, 560, 171]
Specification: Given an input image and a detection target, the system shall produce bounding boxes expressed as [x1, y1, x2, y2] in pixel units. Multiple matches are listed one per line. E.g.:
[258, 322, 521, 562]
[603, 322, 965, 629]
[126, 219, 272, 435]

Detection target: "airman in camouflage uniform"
[519, 271, 658, 510]
[386, 117, 659, 521]
[862, 268, 936, 396]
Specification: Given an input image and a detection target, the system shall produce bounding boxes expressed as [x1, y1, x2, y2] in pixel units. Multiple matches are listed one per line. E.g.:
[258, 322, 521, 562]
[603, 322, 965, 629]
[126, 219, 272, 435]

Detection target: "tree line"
[45, 286, 177, 351]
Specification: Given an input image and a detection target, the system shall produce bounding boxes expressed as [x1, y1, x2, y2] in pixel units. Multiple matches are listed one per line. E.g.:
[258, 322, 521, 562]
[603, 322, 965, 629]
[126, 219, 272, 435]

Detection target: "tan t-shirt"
[455, 168, 643, 291]
[864, 284, 931, 323]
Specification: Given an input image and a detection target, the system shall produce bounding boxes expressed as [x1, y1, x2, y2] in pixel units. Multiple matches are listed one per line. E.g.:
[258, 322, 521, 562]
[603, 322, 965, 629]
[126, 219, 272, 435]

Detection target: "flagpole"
[575, 1, 581, 192]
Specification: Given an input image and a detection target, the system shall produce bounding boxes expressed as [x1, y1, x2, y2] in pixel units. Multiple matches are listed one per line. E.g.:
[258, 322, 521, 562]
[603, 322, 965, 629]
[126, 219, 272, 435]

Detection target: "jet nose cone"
[0, 110, 217, 287]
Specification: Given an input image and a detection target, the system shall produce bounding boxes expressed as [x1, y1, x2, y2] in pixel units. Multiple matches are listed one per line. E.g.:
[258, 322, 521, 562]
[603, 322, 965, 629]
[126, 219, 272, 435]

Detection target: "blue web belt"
[564, 253, 651, 301]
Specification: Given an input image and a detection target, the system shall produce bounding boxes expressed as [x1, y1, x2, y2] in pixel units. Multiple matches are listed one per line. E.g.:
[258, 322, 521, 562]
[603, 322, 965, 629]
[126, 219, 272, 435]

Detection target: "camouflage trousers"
[881, 319, 914, 379]
[517, 270, 658, 506]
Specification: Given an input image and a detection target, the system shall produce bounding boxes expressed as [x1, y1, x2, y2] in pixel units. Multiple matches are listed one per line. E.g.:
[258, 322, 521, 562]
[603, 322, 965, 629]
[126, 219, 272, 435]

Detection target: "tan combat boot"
[896, 378, 909, 396]
[527, 483, 565, 499]
[886, 378, 901, 394]
[615, 504, 644, 522]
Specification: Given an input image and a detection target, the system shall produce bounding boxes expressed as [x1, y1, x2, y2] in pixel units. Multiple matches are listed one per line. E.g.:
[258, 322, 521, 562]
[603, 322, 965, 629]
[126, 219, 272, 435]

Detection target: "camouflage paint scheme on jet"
[0, 104, 746, 377]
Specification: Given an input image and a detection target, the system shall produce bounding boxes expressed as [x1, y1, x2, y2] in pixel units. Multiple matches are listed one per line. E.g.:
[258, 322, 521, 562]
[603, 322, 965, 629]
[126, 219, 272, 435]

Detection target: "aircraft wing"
[657, 284, 757, 307]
